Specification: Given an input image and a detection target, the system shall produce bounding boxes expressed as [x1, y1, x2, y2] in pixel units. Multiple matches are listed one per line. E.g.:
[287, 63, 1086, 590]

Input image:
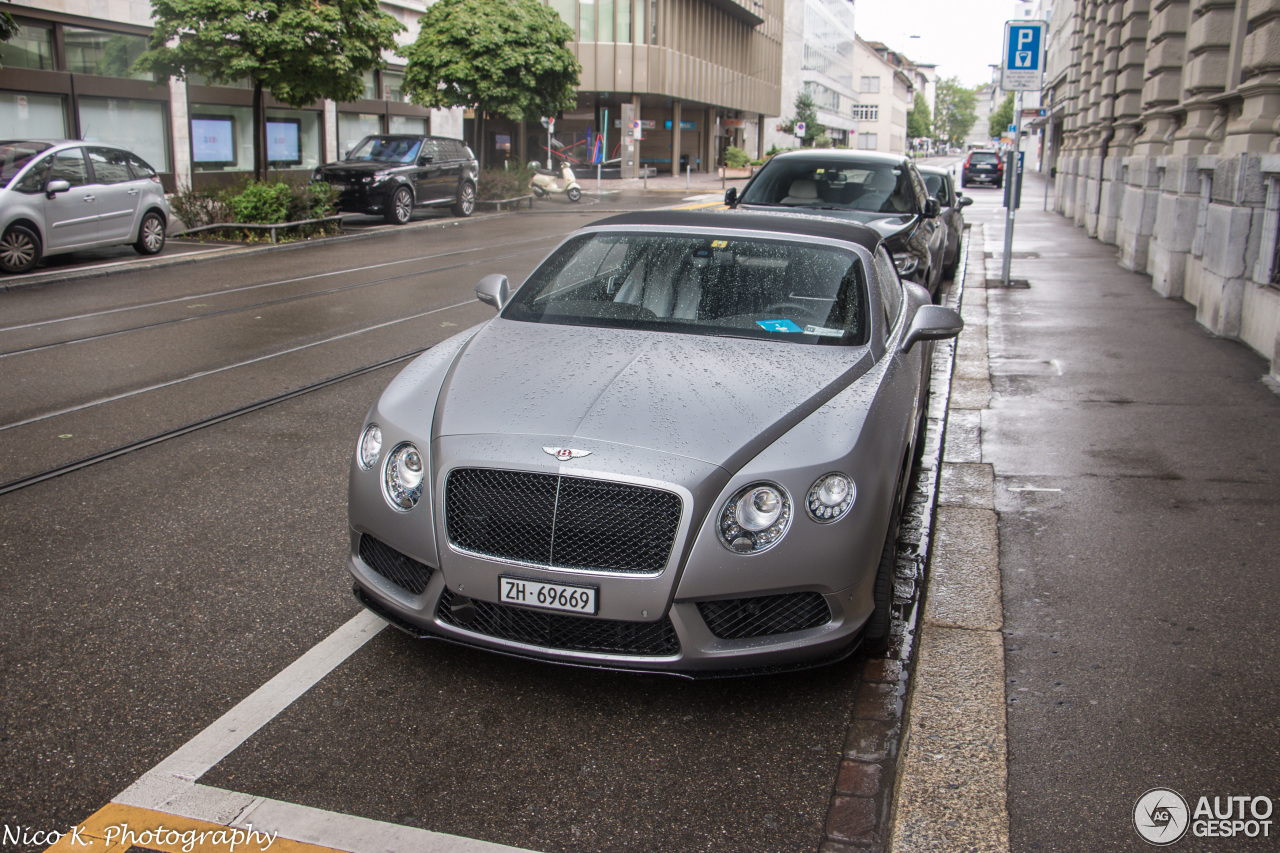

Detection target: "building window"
[0, 22, 55, 70]
[189, 104, 320, 172]
[359, 71, 377, 101]
[0, 93, 68, 138]
[79, 97, 170, 171]
[338, 113, 382, 156]
[381, 71, 409, 102]
[803, 81, 840, 112]
[860, 76, 880, 94]
[579, 0, 596, 41]
[549, 0, 575, 30]
[852, 104, 878, 121]
[389, 115, 428, 135]
[858, 133, 878, 150]
[64, 26, 150, 79]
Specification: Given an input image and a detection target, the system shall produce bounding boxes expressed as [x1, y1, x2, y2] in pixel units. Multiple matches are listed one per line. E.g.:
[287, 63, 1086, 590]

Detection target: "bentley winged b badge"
[543, 446, 592, 461]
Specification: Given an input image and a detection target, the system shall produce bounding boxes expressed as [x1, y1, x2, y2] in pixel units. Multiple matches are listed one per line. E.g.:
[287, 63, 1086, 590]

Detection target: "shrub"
[168, 185, 232, 230]
[477, 165, 537, 200]
[229, 181, 292, 224]
[723, 146, 751, 168]
[285, 181, 338, 221]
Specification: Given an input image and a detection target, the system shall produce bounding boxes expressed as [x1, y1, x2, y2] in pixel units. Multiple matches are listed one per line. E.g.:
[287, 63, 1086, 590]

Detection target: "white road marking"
[116, 609, 538, 852]
[1007, 487, 1063, 492]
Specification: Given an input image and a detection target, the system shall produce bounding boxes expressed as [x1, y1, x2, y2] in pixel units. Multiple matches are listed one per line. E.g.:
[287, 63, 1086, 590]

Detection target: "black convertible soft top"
[590, 210, 883, 254]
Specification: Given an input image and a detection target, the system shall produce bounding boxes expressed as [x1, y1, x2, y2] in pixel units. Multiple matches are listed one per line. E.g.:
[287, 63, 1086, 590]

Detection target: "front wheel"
[134, 211, 166, 255]
[452, 181, 475, 217]
[567, 186, 582, 202]
[0, 224, 42, 274]
[863, 471, 906, 654]
[385, 186, 413, 225]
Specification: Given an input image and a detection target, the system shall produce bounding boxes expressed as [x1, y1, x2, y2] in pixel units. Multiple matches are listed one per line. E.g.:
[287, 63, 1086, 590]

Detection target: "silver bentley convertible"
[346, 211, 963, 675]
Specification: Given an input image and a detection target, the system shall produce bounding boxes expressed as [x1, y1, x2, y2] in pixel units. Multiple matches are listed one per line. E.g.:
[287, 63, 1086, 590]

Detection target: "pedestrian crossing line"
[45, 802, 340, 852]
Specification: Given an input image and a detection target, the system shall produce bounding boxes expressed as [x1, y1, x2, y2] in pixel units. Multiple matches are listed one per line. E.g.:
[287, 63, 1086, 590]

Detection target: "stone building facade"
[1048, 0, 1280, 378]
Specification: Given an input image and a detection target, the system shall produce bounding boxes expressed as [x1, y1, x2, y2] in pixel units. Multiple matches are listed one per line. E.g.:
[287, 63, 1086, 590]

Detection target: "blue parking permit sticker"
[757, 319, 803, 333]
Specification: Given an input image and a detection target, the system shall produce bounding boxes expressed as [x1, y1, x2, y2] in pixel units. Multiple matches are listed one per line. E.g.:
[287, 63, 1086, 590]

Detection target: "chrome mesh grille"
[437, 588, 680, 656]
[697, 592, 832, 639]
[358, 534, 433, 595]
[445, 468, 681, 574]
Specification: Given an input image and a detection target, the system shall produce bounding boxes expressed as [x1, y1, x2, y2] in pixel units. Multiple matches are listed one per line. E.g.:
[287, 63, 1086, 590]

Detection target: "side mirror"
[956, 195, 973, 209]
[923, 198, 941, 218]
[45, 179, 71, 198]
[418, 154, 434, 166]
[475, 273, 510, 311]
[901, 304, 964, 353]
[724, 186, 738, 207]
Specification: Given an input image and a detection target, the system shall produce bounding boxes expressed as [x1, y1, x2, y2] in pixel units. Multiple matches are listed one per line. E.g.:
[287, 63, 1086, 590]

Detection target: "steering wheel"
[761, 301, 814, 320]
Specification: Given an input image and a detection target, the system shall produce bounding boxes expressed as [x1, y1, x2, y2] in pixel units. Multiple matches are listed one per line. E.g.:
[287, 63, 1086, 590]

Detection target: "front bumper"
[347, 531, 874, 675]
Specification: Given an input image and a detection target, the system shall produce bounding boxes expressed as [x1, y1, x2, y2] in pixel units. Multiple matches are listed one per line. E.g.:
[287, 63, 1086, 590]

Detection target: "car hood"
[735, 204, 918, 249]
[316, 161, 403, 177]
[414, 319, 874, 469]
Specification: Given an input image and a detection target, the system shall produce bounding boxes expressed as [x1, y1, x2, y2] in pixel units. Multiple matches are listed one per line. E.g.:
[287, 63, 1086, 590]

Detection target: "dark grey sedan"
[345, 211, 962, 675]
[917, 165, 972, 280]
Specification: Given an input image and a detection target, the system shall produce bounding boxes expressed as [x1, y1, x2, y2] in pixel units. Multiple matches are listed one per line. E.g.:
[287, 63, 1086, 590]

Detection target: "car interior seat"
[780, 178, 819, 206]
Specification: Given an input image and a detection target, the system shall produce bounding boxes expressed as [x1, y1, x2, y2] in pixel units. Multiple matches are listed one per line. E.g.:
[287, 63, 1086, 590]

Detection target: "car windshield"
[739, 159, 917, 214]
[970, 152, 999, 164]
[0, 141, 54, 188]
[503, 231, 868, 345]
[345, 136, 422, 164]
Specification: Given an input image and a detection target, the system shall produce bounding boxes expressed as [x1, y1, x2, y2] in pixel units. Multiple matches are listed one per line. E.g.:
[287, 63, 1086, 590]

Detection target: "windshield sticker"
[804, 325, 844, 338]
[757, 319, 804, 333]
[711, 240, 728, 248]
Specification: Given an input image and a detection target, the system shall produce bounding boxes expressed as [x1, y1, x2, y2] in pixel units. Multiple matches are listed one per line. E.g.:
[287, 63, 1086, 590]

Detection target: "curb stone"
[818, 227, 969, 851]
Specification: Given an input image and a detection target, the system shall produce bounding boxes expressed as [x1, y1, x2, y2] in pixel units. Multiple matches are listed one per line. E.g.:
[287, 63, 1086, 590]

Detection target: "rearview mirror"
[901, 304, 964, 353]
[476, 274, 510, 311]
[45, 179, 71, 198]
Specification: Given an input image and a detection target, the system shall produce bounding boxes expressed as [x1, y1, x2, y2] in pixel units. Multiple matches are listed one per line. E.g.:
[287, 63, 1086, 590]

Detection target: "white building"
[762, 0, 859, 153]
[850, 38, 921, 155]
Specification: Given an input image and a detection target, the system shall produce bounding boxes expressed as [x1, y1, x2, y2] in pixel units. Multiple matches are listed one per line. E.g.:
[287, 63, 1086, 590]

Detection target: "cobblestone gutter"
[817, 227, 973, 852]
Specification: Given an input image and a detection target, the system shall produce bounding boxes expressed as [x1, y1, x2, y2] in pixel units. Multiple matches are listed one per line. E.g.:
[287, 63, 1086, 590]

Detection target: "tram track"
[0, 241, 552, 358]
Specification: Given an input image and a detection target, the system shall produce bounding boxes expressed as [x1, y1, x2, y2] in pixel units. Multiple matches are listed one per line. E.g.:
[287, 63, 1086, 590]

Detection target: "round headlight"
[357, 424, 382, 470]
[892, 252, 920, 275]
[383, 443, 424, 511]
[807, 473, 855, 523]
[719, 483, 792, 554]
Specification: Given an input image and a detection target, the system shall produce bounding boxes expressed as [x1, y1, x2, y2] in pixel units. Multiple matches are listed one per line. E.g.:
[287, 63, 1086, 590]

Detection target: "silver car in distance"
[347, 211, 962, 675]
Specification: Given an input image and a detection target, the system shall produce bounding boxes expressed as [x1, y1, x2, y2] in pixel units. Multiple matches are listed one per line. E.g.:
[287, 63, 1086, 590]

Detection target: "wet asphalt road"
[0, 191, 872, 853]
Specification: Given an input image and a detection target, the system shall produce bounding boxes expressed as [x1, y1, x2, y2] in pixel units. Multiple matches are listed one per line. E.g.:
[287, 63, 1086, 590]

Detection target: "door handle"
[128, 188, 139, 195]
[82, 194, 96, 202]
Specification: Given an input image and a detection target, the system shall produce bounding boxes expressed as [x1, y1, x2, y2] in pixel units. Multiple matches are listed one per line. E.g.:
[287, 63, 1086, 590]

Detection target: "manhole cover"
[984, 251, 1041, 259]
[989, 278, 1030, 288]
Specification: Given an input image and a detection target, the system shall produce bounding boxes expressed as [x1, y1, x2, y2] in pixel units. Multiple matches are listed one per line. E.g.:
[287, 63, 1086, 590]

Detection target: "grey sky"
[855, 0, 1025, 88]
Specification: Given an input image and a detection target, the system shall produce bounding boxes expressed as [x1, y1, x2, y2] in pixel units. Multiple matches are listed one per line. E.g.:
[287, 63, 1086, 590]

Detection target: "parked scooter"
[529, 160, 582, 202]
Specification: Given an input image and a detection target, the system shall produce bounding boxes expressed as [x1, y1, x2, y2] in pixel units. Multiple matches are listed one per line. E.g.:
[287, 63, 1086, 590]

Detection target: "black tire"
[530, 184, 546, 198]
[133, 210, 166, 255]
[452, 181, 475, 217]
[385, 186, 413, 225]
[567, 186, 582, 202]
[863, 470, 907, 654]
[0, 224, 41, 274]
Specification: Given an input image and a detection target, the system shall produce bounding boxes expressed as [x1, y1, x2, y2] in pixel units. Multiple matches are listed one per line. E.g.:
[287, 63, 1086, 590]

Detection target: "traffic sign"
[540, 116, 555, 130]
[632, 120, 642, 140]
[794, 121, 807, 139]
[1001, 20, 1047, 91]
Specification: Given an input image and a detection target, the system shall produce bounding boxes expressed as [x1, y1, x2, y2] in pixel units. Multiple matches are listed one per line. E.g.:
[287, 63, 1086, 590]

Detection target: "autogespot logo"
[1135, 788, 1191, 846]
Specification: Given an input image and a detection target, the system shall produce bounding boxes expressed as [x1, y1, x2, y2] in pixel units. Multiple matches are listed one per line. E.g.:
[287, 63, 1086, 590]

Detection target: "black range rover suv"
[312, 135, 478, 224]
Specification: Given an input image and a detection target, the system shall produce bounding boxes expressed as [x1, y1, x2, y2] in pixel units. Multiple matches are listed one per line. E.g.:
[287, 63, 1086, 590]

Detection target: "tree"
[777, 93, 825, 148]
[135, 0, 404, 180]
[1, 3, 21, 69]
[989, 92, 1015, 140]
[907, 91, 932, 140]
[402, 0, 581, 168]
[932, 77, 978, 147]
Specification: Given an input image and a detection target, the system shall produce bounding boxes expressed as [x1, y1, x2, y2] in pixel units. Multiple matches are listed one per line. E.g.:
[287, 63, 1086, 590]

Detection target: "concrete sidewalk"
[890, 175, 1280, 852]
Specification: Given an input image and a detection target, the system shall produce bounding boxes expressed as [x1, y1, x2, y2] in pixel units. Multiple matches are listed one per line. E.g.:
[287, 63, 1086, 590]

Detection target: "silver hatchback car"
[1, 140, 170, 275]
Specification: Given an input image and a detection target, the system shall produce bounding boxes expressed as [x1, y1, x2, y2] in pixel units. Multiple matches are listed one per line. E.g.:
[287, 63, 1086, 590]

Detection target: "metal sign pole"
[1001, 90, 1023, 288]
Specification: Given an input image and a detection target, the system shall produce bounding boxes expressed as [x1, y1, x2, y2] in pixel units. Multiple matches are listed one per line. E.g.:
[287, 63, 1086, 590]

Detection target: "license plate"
[500, 576, 597, 615]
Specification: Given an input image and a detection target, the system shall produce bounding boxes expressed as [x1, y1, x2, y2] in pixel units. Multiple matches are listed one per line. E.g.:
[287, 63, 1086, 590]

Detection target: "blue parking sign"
[1001, 20, 1047, 91]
